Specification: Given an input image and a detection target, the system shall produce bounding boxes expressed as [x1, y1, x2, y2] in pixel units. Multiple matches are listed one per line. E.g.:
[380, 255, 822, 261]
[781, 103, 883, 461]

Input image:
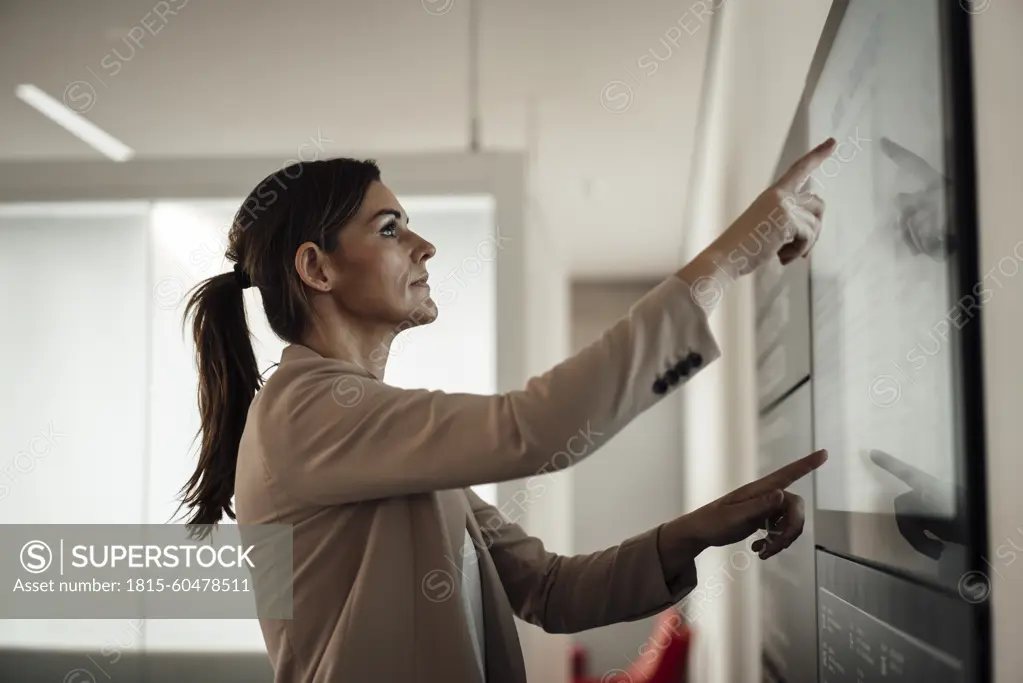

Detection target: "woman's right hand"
[714, 137, 837, 277]
[678, 138, 836, 311]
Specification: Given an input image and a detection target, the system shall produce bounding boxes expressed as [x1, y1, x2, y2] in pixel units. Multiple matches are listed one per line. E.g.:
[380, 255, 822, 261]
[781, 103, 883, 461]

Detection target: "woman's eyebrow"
[369, 208, 408, 224]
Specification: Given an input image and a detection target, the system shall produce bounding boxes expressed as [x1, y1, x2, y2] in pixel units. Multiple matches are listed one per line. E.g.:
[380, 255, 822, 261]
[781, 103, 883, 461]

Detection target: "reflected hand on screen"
[868, 448, 964, 559]
[879, 136, 955, 261]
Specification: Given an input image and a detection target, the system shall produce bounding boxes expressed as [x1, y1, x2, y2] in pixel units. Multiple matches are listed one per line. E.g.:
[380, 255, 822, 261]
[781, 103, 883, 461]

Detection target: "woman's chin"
[403, 295, 438, 324]
[421, 299, 439, 323]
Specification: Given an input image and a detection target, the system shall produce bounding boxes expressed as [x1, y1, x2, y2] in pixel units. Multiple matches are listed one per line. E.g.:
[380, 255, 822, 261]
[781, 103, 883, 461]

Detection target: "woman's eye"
[380, 221, 398, 237]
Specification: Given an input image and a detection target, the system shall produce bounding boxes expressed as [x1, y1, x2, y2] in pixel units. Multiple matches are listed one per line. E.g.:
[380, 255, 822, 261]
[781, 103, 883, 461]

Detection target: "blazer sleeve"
[464, 488, 697, 633]
[261, 274, 720, 505]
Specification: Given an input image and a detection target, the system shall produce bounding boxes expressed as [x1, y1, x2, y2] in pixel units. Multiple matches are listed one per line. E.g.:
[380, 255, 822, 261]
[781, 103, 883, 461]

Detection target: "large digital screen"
[808, 0, 972, 584]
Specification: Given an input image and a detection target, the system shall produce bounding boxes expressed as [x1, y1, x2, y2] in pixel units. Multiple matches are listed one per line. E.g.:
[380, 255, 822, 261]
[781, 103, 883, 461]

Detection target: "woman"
[178, 138, 835, 683]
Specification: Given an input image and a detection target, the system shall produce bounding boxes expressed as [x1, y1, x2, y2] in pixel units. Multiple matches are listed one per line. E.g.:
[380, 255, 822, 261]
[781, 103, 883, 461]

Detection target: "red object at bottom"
[570, 610, 692, 683]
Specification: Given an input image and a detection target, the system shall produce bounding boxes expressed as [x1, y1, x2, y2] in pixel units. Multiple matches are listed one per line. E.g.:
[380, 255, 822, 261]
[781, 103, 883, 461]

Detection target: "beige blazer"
[234, 274, 721, 683]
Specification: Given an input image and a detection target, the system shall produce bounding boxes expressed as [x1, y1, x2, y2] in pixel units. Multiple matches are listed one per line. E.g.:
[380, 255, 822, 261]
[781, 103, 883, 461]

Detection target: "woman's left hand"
[658, 449, 828, 565]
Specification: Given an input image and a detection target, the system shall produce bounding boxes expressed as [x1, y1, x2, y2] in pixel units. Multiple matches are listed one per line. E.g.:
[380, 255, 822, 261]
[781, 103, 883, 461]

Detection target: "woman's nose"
[415, 236, 436, 262]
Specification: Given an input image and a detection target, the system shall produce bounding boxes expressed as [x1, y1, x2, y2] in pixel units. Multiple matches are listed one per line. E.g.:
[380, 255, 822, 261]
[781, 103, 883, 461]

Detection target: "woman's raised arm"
[254, 271, 719, 505]
[253, 138, 837, 505]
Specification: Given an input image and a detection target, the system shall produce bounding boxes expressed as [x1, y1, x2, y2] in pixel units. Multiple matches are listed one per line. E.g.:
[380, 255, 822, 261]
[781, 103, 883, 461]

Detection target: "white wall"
[971, 4, 1023, 682]
[569, 281, 685, 677]
[505, 179, 572, 683]
[0, 203, 150, 651]
[679, 3, 834, 682]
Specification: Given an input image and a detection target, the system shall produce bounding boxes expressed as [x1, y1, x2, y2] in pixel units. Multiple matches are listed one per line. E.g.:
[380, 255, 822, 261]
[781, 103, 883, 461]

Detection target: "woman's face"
[323, 180, 438, 329]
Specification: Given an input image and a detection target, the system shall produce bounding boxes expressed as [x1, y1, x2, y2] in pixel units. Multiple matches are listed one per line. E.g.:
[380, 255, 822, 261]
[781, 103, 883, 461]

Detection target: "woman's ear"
[294, 242, 333, 293]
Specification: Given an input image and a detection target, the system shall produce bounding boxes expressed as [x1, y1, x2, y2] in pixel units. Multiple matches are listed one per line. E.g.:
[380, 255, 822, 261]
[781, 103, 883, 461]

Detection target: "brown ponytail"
[174, 158, 381, 535]
[176, 267, 261, 531]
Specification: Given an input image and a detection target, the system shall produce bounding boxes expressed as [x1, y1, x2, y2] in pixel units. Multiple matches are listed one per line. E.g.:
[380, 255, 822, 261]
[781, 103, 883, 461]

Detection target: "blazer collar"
[280, 343, 380, 380]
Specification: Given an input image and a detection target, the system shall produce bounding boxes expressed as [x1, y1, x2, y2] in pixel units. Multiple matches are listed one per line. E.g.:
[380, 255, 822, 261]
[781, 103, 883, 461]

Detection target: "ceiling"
[0, 0, 712, 278]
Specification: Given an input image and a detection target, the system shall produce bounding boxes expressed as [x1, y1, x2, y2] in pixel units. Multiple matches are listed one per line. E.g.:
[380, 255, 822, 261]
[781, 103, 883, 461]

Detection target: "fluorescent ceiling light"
[15, 84, 134, 162]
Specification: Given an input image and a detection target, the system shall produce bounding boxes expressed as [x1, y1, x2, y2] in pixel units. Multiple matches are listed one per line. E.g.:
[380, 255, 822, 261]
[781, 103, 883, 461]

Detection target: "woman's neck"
[300, 309, 394, 381]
